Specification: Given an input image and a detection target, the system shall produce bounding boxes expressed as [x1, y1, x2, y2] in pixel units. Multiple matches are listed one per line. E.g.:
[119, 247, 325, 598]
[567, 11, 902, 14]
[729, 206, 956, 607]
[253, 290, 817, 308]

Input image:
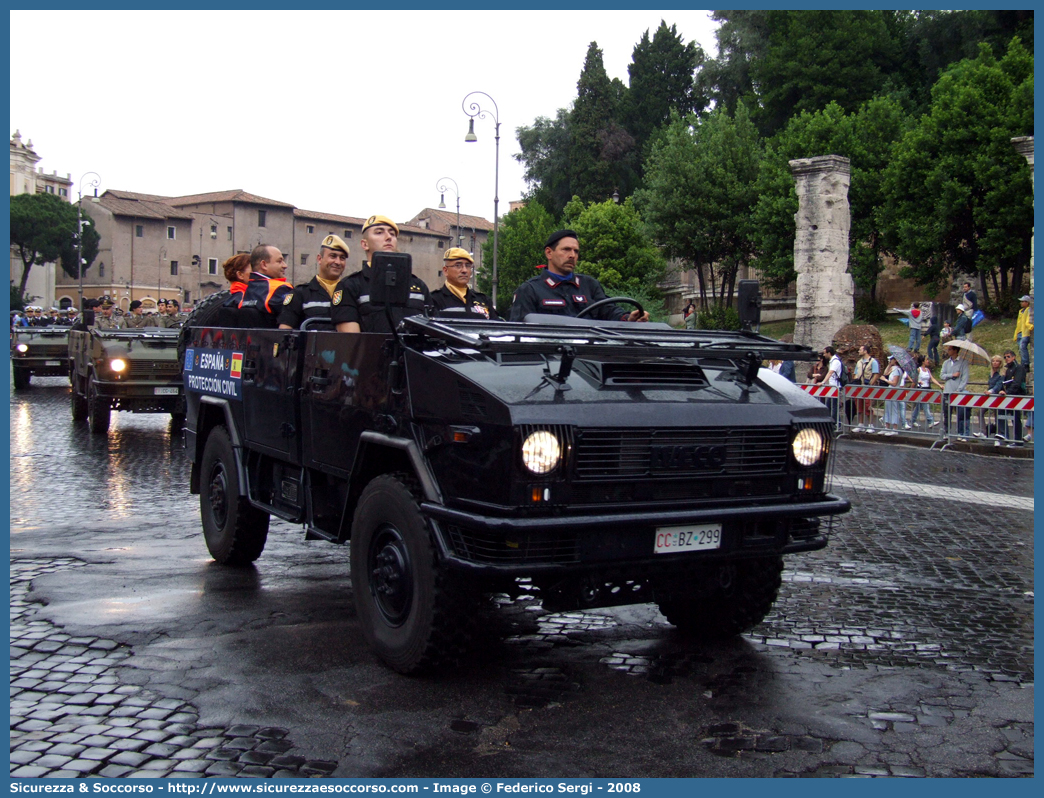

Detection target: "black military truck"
[69, 326, 185, 433]
[11, 326, 71, 389]
[183, 272, 848, 673]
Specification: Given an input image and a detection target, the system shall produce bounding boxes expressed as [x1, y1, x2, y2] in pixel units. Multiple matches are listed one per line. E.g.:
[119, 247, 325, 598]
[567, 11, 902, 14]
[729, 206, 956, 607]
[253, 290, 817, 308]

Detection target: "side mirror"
[737, 280, 762, 333]
[369, 252, 413, 307]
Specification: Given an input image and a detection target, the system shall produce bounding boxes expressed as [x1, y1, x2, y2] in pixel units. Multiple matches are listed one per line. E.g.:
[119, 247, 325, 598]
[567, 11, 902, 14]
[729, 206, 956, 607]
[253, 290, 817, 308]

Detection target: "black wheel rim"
[368, 524, 413, 626]
[208, 462, 229, 528]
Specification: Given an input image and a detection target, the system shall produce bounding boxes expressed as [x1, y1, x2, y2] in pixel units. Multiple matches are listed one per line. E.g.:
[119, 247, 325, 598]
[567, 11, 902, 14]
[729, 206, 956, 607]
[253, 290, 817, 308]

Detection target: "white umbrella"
[942, 339, 990, 367]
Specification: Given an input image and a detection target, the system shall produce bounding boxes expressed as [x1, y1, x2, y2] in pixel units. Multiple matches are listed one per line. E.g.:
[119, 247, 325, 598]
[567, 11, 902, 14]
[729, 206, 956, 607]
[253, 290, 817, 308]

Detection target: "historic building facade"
[10, 131, 73, 307]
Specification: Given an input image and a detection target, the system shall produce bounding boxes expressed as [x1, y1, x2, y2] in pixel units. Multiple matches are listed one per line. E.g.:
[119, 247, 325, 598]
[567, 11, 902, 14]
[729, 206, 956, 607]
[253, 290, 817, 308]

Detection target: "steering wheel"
[576, 296, 644, 320]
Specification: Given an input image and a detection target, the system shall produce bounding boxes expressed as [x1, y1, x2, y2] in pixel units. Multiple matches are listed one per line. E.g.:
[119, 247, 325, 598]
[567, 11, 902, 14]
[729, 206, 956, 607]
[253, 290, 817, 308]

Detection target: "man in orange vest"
[239, 245, 293, 328]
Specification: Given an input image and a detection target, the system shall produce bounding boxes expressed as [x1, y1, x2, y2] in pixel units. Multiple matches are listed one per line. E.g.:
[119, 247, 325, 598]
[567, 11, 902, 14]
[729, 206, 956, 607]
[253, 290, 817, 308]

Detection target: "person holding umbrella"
[932, 344, 971, 441]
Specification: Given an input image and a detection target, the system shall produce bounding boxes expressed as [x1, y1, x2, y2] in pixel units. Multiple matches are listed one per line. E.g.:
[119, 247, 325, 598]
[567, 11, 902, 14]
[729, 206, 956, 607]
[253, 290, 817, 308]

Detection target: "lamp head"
[465, 118, 478, 142]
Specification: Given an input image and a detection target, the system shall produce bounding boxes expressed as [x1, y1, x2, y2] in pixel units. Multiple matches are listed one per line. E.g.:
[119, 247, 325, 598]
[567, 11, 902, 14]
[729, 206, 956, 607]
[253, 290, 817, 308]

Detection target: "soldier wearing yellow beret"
[430, 247, 500, 320]
[278, 234, 350, 330]
[331, 215, 431, 333]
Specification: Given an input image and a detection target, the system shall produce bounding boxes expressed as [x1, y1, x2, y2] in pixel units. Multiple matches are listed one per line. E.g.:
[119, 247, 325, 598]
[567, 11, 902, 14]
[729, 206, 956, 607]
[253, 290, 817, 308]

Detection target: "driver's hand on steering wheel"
[625, 309, 650, 322]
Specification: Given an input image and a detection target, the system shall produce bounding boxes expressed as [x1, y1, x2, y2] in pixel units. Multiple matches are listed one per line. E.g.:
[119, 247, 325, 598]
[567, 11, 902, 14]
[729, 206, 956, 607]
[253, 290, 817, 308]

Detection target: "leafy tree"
[621, 21, 707, 160]
[749, 10, 900, 137]
[479, 201, 557, 312]
[570, 42, 635, 205]
[10, 283, 28, 311]
[10, 193, 98, 298]
[750, 96, 910, 296]
[560, 196, 667, 303]
[515, 108, 573, 219]
[697, 10, 771, 118]
[636, 105, 761, 308]
[879, 38, 1033, 303]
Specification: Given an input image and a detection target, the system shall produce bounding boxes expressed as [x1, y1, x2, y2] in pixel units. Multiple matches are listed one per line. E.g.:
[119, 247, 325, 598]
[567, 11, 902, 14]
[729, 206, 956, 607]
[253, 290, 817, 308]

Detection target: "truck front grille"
[126, 361, 181, 379]
[573, 427, 790, 479]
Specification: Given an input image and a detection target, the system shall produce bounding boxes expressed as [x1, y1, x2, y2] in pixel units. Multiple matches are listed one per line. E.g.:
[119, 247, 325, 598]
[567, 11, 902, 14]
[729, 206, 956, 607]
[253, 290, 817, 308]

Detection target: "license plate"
[154, 387, 180, 395]
[654, 523, 722, 554]
[45, 360, 61, 366]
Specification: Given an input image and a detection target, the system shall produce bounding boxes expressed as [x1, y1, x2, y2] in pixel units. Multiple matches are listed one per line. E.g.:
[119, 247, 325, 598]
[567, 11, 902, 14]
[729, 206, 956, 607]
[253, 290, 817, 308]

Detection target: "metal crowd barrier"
[797, 383, 1034, 451]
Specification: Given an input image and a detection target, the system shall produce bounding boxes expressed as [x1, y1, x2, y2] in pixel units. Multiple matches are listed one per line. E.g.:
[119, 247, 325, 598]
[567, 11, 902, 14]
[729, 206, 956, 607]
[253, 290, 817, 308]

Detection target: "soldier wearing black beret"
[508, 230, 650, 323]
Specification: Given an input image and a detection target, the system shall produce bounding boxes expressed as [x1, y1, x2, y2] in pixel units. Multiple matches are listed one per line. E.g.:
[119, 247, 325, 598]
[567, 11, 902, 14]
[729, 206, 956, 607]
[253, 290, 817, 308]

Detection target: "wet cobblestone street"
[9, 377, 1035, 778]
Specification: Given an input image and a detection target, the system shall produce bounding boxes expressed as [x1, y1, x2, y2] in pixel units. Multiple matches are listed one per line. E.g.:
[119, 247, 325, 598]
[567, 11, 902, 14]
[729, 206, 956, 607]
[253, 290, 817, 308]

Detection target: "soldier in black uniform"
[331, 215, 430, 334]
[278, 234, 349, 330]
[508, 229, 650, 323]
[430, 247, 500, 320]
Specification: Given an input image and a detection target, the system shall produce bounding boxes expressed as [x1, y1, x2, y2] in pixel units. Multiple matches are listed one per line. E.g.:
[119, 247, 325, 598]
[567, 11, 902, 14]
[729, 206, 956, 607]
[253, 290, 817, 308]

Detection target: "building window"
[344, 229, 352, 239]
[210, 224, 217, 237]
[438, 240, 445, 249]
[167, 226, 176, 240]
[98, 263, 105, 277]
[135, 225, 144, 238]
[45, 185, 54, 194]
[185, 291, 191, 304]
[227, 226, 233, 240]
[208, 258, 218, 275]
[59, 188, 67, 197]
[301, 254, 308, 266]
[306, 225, 314, 235]
[170, 261, 179, 276]
[258, 210, 267, 227]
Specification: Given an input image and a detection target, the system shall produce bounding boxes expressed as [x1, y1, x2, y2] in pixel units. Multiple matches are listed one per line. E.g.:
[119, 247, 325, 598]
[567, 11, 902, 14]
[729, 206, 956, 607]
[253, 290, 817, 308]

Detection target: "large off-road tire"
[350, 473, 476, 674]
[657, 556, 784, 639]
[70, 378, 88, 421]
[12, 366, 31, 390]
[178, 290, 231, 373]
[199, 426, 269, 565]
[86, 375, 111, 434]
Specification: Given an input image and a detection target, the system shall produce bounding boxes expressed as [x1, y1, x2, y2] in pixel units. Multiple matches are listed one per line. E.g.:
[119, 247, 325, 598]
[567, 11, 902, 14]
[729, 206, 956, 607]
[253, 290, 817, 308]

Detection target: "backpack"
[834, 356, 848, 387]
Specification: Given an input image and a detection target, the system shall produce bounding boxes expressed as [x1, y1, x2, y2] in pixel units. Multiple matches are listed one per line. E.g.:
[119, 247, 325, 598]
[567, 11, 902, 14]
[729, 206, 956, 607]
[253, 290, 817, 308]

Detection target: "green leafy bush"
[854, 295, 887, 323]
[695, 303, 741, 330]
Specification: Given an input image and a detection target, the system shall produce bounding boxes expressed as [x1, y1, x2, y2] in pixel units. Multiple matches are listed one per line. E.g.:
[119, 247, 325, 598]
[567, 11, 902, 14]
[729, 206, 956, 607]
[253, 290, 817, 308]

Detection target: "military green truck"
[10, 327, 71, 389]
[69, 325, 185, 433]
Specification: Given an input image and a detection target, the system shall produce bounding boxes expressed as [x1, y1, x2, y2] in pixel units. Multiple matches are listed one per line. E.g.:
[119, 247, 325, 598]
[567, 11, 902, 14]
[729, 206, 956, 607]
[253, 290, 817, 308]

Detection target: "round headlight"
[521, 430, 561, 475]
[16, 344, 28, 353]
[792, 428, 824, 467]
[109, 358, 127, 373]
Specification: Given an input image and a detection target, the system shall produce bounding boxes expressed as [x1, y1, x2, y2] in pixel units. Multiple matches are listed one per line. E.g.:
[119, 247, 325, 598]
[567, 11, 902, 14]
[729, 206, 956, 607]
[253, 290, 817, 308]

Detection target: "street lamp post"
[76, 172, 101, 309]
[462, 91, 500, 310]
[436, 176, 461, 248]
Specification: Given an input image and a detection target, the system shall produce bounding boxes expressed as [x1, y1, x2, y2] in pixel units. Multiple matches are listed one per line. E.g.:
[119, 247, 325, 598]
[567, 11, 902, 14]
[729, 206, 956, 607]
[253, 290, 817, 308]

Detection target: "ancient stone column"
[1011, 136, 1034, 295]
[790, 155, 853, 352]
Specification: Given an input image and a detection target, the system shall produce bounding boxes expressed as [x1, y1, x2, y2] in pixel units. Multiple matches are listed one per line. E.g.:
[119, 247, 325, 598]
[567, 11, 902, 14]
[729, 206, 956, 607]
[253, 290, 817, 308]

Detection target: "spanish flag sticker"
[230, 352, 243, 379]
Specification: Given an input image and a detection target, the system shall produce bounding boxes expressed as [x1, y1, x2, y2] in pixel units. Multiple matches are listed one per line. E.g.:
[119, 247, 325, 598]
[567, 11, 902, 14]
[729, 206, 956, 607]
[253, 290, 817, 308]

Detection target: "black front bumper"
[422, 494, 850, 577]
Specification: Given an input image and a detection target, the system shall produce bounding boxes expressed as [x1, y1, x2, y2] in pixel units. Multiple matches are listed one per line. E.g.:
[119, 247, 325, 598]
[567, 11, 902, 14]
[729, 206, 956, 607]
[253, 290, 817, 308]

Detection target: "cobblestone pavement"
[9, 379, 1035, 778]
[10, 559, 336, 779]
